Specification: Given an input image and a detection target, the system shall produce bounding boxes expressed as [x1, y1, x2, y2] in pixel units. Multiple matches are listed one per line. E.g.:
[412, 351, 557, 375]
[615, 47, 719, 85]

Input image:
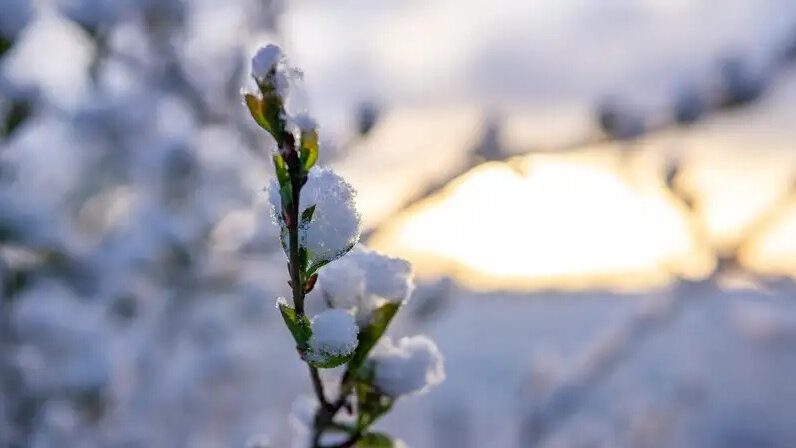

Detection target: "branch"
[363, 46, 796, 241]
[310, 366, 332, 410]
[311, 382, 354, 448]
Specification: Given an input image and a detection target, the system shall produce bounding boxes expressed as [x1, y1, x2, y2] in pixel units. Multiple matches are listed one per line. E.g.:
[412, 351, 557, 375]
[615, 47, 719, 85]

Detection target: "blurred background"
[2, 0, 796, 447]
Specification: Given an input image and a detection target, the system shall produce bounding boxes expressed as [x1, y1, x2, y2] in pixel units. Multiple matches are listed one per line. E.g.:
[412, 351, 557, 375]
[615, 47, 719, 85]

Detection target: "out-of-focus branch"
[363, 32, 796, 242]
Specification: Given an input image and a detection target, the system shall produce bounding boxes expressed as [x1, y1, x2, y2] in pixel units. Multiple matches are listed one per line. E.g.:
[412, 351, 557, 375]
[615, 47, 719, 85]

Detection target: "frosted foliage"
[249, 43, 301, 97]
[370, 336, 445, 397]
[317, 257, 365, 309]
[319, 246, 413, 324]
[307, 309, 359, 361]
[251, 44, 282, 79]
[348, 246, 414, 303]
[267, 167, 360, 265]
[266, 179, 289, 248]
[301, 168, 361, 264]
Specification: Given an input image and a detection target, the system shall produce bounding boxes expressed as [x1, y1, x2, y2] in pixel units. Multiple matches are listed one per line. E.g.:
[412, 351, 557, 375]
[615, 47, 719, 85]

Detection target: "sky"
[278, 0, 796, 289]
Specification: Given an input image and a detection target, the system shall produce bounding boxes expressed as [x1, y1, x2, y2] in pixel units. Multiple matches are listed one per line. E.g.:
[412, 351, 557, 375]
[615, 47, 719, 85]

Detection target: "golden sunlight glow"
[362, 105, 796, 292]
[370, 151, 717, 291]
[743, 200, 796, 278]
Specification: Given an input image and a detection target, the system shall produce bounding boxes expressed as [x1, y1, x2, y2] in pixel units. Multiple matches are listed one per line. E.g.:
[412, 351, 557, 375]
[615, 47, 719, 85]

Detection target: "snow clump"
[267, 166, 361, 266]
[307, 309, 359, 362]
[369, 335, 445, 397]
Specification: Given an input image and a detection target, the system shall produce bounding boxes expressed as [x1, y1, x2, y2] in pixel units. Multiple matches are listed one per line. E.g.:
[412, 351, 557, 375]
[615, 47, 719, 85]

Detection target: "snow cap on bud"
[319, 245, 413, 324]
[348, 247, 414, 303]
[307, 309, 359, 362]
[267, 167, 360, 266]
[250, 43, 302, 98]
[369, 335, 445, 397]
[318, 257, 366, 310]
[251, 44, 283, 79]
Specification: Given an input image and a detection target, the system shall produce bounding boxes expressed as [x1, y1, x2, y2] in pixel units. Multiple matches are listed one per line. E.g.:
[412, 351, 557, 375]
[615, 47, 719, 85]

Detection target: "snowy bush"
[248, 44, 444, 447]
[0, 2, 294, 446]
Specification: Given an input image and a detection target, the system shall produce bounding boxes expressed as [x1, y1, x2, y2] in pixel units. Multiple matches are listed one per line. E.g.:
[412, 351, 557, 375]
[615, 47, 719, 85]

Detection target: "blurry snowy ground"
[3, 0, 796, 447]
[383, 280, 796, 448]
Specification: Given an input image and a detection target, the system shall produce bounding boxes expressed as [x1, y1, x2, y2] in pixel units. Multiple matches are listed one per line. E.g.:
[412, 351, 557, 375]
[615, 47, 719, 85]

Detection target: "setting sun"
[368, 149, 794, 290]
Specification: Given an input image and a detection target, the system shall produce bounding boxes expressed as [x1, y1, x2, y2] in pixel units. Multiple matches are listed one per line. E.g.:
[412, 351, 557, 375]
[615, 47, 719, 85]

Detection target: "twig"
[310, 366, 331, 410]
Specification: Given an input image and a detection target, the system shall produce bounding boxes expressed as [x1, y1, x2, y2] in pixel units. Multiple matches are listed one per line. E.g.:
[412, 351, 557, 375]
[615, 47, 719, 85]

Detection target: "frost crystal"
[307, 309, 359, 361]
[251, 44, 283, 79]
[369, 335, 445, 397]
[275, 296, 289, 309]
[266, 167, 361, 266]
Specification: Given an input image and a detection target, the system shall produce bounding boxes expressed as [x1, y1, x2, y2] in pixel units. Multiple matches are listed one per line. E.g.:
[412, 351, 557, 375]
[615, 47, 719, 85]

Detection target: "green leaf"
[349, 302, 401, 369]
[279, 226, 289, 254]
[356, 383, 394, 429]
[279, 183, 293, 210]
[306, 259, 331, 277]
[301, 204, 316, 225]
[306, 241, 357, 277]
[328, 421, 356, 434]
[3, 100, 31, 138]
[262, 94, 286, 143]
[308, 350, 355, 369]
[299, 130, 319, 171]
[278, 301, 311, 350]
[299, 247, 309, 273]
[0, 36, 12, 58]
[244, 93, 285, 144]
[357, 432, 393, 447]
[272, 154, 290, 187]
[244, 94, 270, 131]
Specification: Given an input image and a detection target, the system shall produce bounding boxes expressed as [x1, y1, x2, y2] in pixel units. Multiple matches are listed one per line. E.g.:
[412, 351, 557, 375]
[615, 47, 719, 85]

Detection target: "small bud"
[251, 44, 283, 80]
[306, 309, 359, 368]
[304, 273, 318, 293]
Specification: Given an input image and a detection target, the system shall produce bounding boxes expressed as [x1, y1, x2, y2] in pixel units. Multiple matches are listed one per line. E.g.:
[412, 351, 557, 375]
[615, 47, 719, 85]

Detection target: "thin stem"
[281, 143, 342, 445]
[310, 366, 331, 409]
[311, 382, 354, 448]
[287, 168, 304, 315]
[280, 141, 362, 447]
